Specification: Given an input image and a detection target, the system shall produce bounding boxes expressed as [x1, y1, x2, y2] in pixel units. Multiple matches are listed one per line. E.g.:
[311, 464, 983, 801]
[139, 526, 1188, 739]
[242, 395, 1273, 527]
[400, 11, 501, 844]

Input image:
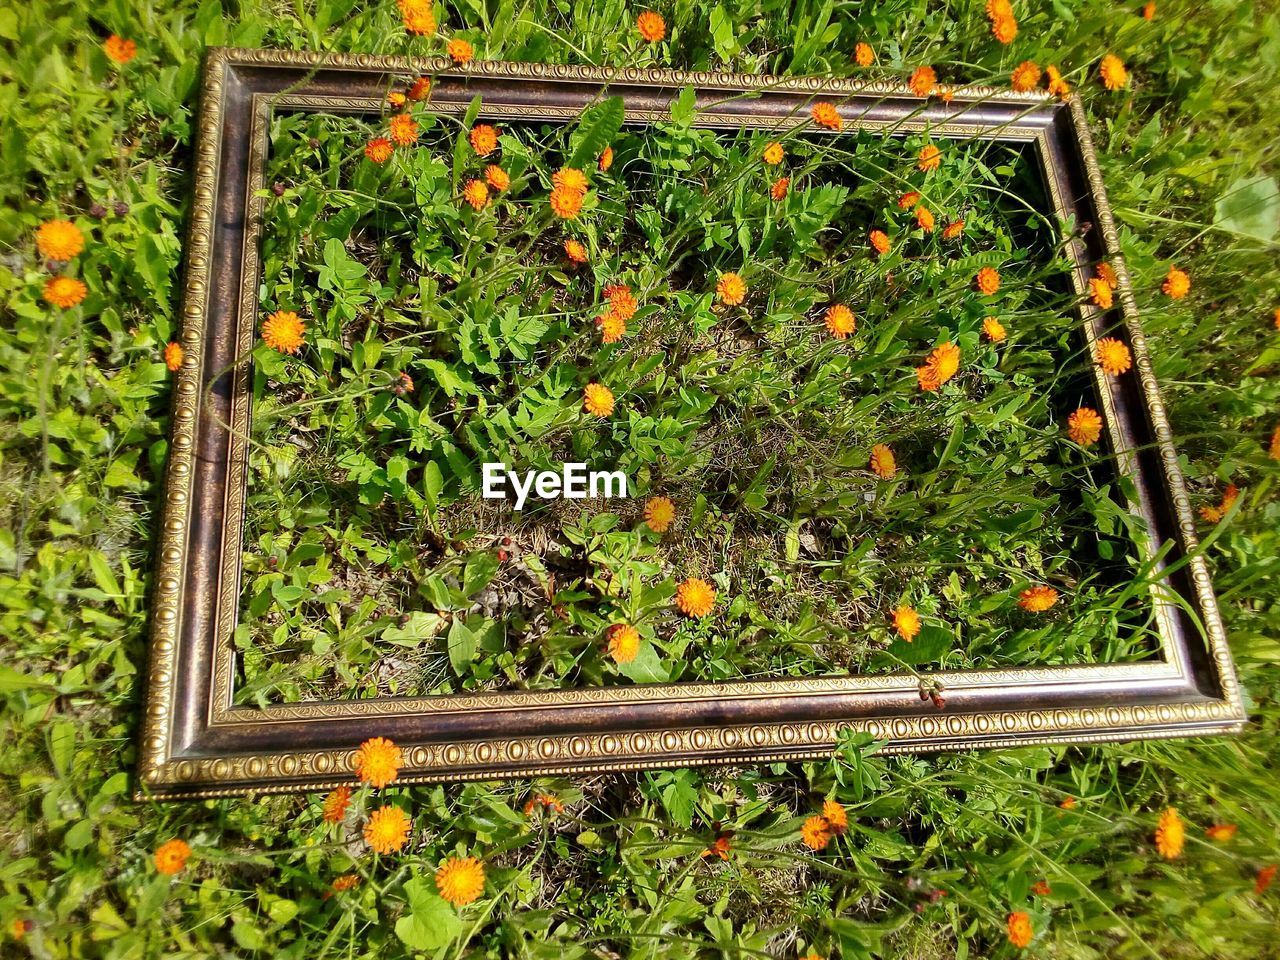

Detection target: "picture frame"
[139, 46, 1244, 800]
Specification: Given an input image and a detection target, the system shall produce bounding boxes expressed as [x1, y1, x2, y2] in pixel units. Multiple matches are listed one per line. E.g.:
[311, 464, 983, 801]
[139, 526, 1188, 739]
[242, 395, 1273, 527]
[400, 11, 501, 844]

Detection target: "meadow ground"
[1, 0, 1279, 957]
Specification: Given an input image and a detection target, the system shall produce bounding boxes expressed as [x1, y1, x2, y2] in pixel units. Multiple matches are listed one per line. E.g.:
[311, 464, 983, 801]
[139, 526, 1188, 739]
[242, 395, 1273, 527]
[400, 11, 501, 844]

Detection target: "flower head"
[322, 785, 352, 824]
[942, 219, 964, 240]
[599, 145, 614, 172]
[854, 42, 875, 67]
[1007, 912, 1033, 949]
[401, 0, 437, 35]
[1031, 880, 1052, 896]
[644, 496, 676, 533]
[469, 124, 499, 157]
[354, 736, 402, 788]
[364, 805, 411, 854]
[763, 141, 785, 165]
[716, 271, 747, 306]
[606, 623, 641, 664]
[164, 341, 184, 372]
[891, 604, 920, 640]
[1018, 585, 1059, 612]
[915, 205, 935, 232]
[824, 304, 856, 339]
[1155, 807, 1185, 859]
[1095, 337, 1132, 375]
[485, 165, 510, 192]
[636, 10, 666, 42]
[436, 856, 486, 906]
[975, 266, 1001, 294]
[262, 310, 305, 354]
[1200, 484, 1239, 523]
[982, 316, 1007, 342]
[564, 238, 588, 264]
[552, 167, 589, 194]
[897, 191, 921, 210]
[1046, 64, 1071, 98]
[408, 76, 431, 100]
[550, 185, 583, 219]
[598, 311, 626, 343]
[1162, 265, 1190, 299]
[447, 38, 474, 64]
[1060, 796, 1077, 809]
[1257, 865, 1277, 894]
[388, 91, 407, 109]
[771, 177, 790, 201]
[1143, 1, 1156, 18]
[332, 874, 359, 892]
[1100, 53, 1129, 91]
[365, 137, 394, 163]
[918, 144, 942, 172]
[822, 799, 848, 834]
[869, 229, 891, 255]
[1090, 276, 1114, 309]
[584, 382, 614, 417]
[154, 839, 191, 875]
[675, 577, 716, 618]
[36, 219, 84, 261]
[1066, 407, 1103, 446]
[1011, 60, 1042, 92]
[104, 35, 137, 64]
[604, 283, 637, 320]
[909, 66, 937, 98]
[991, 13, 1018, 44]
[1270, 423, 1280, 461]
[1206, 823, 1237, 842]
[1097, 261, 1118, 287]
[703, 834, 733, 860]
[811, 102, 843, 131]
[916, 342, 961, 391]
[870, 444, 897, 479]
[389, 114, 419, 146]
[463, 179, 490, 210]
[42, 276, 87, 309]
[524, 793, 565, 816]
[801, 815, 832, 850]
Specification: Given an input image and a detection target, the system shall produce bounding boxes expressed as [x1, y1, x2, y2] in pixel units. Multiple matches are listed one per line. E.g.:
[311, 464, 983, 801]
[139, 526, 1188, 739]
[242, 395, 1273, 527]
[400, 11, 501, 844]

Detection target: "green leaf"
[396, 878, 463, 951]
[448, 618, 477, 675]
[1214, 174, 1280, 240]
[886, 624, 954, 666]
[568, 96, 625, 171]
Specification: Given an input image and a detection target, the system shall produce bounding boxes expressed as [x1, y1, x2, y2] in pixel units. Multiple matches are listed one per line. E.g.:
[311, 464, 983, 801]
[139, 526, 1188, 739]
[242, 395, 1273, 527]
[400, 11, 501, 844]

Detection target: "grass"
[1, 0, 1279, 957]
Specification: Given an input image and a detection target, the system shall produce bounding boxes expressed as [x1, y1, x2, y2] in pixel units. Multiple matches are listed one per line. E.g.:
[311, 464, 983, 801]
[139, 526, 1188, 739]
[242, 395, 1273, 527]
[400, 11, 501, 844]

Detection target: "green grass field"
[2, 0, 1279, 956]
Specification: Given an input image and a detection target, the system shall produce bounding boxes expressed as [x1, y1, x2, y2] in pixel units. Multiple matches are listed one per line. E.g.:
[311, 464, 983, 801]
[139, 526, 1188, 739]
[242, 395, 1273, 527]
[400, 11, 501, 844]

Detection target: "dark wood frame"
[138, 47, 1244, 800]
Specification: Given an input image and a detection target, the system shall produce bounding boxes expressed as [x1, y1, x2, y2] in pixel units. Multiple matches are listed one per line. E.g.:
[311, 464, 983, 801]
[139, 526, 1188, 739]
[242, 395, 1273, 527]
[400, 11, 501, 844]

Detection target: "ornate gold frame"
[139, 48, 1244, 799]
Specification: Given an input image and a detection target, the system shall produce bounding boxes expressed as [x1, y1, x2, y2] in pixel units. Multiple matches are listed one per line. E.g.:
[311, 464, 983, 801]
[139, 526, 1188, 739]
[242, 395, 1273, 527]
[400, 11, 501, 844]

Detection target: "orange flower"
[552, 167, 589, 193]
[354, 736, 402, 788]
[644, 496, 676, 533]
[1097, 261, 1118, 287]
[1273, 306, 1280, 329]
[1205, 823, 1237, 842]
[822, 799, 848, 834]
[365, 137, 394, 163]
[915, 205, 935, 232]
[763, 141, 785, 165]
[1155, 807, 1185, 859]
[991, 14, 1018, 44]
[985, 0, 1013, 21]
[1095, 337, 1132, 375]
[1011, 61, 1042, 92]
[1256, 865, 1277, 894]
[811, 102, 843, 131]
[824, 304, 856, 339]
[164, 341, 184, 372]
[583, 382, 614, 417]
[388, 91, 407, 109]
[262, 310, 305, 354]
[1046, 64, 1071, 98]
[942, 219, 964, 240]
[916, 342, 961, 391]
[1270, 424, 1280, 461]
[1143, 0, 1156, 18]
[675, 577, 716, 617]
[1031, 880, 1052, 896]
[1100, 53, 1129, 91]
[154, 839, 190, 875]
[1162, 265, 1190, 299]
[1089, 277, 1114, 309]
[636, 10, 666, 42]
[605, 623, 641, 664]
[891, 604, 920, 640]
[1066, 407, 1103, 446]
[524, 793, 565, 816]
[1018, 585, 1059, 612]
[771, 177, 790, 201]
[854, 42, 875, 67]
[975, 266, 1001, 294]
[716, 271, 747, 306]
[408, 76, 431, 100]
[463, 179, 490, 210]
[364, 805, 411, 854]
[982, 316, 1007, 342]
[447, 38, 474, 64]
[801, 815, 832, 850]
[917, 144, 941, 172]
[598, 145, 614, 172]
[1007, 911, 1033, 949]
[564, 238, 588, 264]
[1200, 484, 1239, 523]
[104, 35, 137, 64]
[604, 283, 637, 320]
[331, 874, 360, 892]
[549, 185, 583, 219]
[938, 84, 955, 103]
[401, 0, 437, 35]
[703, 834, 733, 860]
[42, 276, 87, 308]
[869, 229, 891, 255]
[869, 444, 896, 479]
[909, 66, 937, 98]
[897, 191, 921, 210]
[485, 165, 510, 192]
[1060, 796, 1077, 810]
[36, 219, 84, 261]
[436, 856, 486, 906]
[469, 124, 499, 157]
[598, 311, 626, 344]
[322, 785, 352, 824]
[389, 114, 419, 146]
